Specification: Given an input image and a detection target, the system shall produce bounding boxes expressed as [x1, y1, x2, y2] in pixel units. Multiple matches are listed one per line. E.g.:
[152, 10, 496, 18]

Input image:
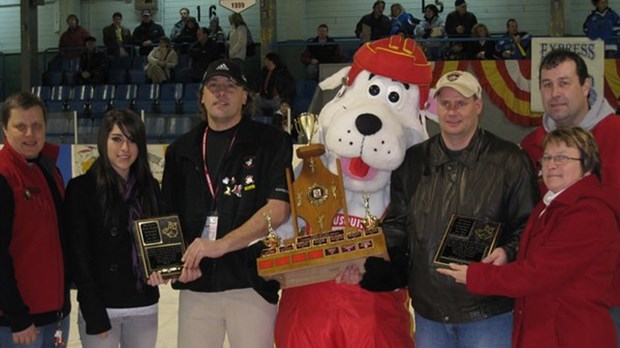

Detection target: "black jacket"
[382, 129, 539, 323]
[65, 170, 160, 334]
[161, 118, 292, 303]
[258, 65, 297, 105]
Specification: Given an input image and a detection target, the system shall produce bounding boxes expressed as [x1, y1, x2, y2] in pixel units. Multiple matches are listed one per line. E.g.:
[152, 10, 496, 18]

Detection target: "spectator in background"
[102, 12, 132, 57]
[355, 1, 391, 43]
[389, 3, 420, 37]
[0, 92, 71, 348]
[208, 16, 224, 43]
[173, 16, 199, 53]
[228, 12, 249, 61]
[415, 4, 446, 61]
[445, 0, 478, 60]
[583, 0, 620, 58]
[254, 53, 296, 118]
[183, 27, 225, 83]
[79, 36, 108, 85]
[495, 19, 531, 59]
[145, 37, 178, 84]
[132, 10, 165, 56]
[468, 23, 496, 60]
[59, 14, 91, 59]
[170, 7, 191, 42]
[300, 24, 343, 80]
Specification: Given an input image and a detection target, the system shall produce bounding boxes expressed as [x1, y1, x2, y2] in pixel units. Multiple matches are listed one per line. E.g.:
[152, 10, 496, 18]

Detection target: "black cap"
[202, 59, 248, 87]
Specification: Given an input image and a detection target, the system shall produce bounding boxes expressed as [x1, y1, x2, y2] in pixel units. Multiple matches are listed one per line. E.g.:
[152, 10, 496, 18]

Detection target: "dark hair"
[112, 12, 122, 19]
[317, 24, 329, 31]
[159, 36, 171, 46]
[229, 13, 246, 27]
[180, 7, 189, 14]
[542, 127, 602, 181]
[506, 18, 517, 27]
[265, 52, 284, 68]
[84, 36, 97, 44]
[373, 1, 386, 10]
[2, 92, 47, 128]
[424, 4, 439, 17]
[66, 14, 78, 25]
[92, 109, 160, 229]
[539, 49, 590, 86]
[186, 16, 198, 26]
[198, 27, 210, 36]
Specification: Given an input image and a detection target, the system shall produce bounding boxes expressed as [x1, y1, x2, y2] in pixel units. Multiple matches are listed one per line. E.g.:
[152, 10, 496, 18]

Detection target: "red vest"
[0, 142, 65, 315]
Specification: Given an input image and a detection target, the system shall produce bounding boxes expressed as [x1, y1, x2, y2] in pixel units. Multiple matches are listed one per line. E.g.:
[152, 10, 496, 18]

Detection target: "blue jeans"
[415, 311, 512, 348]
[610, 307, 620, 348]
[0, 315, 70, 348]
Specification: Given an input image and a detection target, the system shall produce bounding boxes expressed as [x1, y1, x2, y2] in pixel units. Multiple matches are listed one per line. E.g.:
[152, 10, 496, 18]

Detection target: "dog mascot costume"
[274, 36, 433, 347]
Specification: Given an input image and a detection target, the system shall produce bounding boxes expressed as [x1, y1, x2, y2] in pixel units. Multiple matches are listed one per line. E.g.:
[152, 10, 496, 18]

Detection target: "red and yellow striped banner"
[429, 59, 620, 127]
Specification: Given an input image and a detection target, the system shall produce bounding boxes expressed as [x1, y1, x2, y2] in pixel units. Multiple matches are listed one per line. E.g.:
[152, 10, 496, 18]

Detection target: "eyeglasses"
[539, 155, 581, 166]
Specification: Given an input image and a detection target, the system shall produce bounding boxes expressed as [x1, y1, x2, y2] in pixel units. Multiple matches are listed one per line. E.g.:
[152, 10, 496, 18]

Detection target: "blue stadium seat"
[134, 100, 154, 113]
[163, 116, 193, 140]
[112, 84, 137, 110]
[31, 86, 51, 101]
[109, 56, 132, 70]
[72, 85, 94, 101]
[131, 56, 147, 69]
[144, 116, 166, 143]
[90, 100, 110, 118]
[137, 84, 160, 101]
[128, 69, 147, 84]
[108, 69, 127, 84]
[159, 83, 182, 101]
[50, 85, 71, 101]
[93, 85, 115, 101]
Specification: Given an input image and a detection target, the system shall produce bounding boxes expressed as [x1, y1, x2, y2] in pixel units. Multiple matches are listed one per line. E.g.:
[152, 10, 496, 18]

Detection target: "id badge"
[201, 213, 219, 241]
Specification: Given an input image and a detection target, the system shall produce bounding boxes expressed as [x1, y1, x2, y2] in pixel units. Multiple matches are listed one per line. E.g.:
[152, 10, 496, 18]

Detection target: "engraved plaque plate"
[433, 214, 501, 266]
[133, 215, 186, 279]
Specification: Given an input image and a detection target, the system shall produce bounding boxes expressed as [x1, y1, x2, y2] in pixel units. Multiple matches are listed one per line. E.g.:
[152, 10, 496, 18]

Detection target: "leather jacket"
[382, 129, 539, 323]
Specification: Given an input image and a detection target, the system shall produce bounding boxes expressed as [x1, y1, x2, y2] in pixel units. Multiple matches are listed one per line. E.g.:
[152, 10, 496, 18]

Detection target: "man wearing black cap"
[445, 0, 478, 59]
[161, 59, 292, 348]
[132, 10, 165, 55]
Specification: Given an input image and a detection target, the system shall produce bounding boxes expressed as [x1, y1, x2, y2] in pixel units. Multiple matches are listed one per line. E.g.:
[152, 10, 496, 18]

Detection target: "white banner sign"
[219, 0, 256, 13]
[531, 37, 604, 113]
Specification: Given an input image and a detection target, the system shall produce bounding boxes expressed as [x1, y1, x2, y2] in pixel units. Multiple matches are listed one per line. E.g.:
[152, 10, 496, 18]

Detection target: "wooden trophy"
[256, 113, 389, 288]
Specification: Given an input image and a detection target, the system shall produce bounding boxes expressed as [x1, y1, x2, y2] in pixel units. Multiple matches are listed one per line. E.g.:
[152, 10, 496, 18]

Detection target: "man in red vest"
[0, 92, 70, 347]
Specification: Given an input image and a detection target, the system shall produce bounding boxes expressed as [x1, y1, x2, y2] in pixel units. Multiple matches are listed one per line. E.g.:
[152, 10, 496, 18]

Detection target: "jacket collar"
[430, 128, 484, 168]
[1, 141, 59, 169]
[178, 116, 258, 165]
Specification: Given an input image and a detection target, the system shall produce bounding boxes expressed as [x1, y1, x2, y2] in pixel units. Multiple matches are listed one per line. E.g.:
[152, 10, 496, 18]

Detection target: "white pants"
[177, 288, 277, 348]
[77, 309, 158, 348]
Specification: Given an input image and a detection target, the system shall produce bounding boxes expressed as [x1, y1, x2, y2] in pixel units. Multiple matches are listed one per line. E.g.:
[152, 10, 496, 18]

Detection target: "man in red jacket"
[0, 92, 70, 347]
[521, 48, 620, 344]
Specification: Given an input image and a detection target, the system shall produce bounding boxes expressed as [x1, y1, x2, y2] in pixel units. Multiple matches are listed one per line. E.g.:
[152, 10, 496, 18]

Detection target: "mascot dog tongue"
[275, 36, 432, 348]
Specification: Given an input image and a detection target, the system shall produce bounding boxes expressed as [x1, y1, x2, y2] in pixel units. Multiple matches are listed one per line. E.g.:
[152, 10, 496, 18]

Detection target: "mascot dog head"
[316, 36, 432, 193]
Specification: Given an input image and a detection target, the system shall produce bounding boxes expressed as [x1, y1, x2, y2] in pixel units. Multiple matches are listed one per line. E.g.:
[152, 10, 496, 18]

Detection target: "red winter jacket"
[0, 142, 65, 331]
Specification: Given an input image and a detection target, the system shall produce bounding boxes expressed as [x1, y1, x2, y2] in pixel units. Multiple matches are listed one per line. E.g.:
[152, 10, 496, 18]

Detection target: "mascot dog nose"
[355, 113, 382, 136]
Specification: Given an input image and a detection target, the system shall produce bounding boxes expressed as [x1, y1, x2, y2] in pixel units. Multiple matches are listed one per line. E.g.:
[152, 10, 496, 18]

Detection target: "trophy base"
[257, 227, 389, 289]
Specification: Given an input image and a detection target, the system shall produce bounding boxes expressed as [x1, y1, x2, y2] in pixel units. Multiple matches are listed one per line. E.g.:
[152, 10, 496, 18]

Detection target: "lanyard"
[202, 126, 237, 200]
